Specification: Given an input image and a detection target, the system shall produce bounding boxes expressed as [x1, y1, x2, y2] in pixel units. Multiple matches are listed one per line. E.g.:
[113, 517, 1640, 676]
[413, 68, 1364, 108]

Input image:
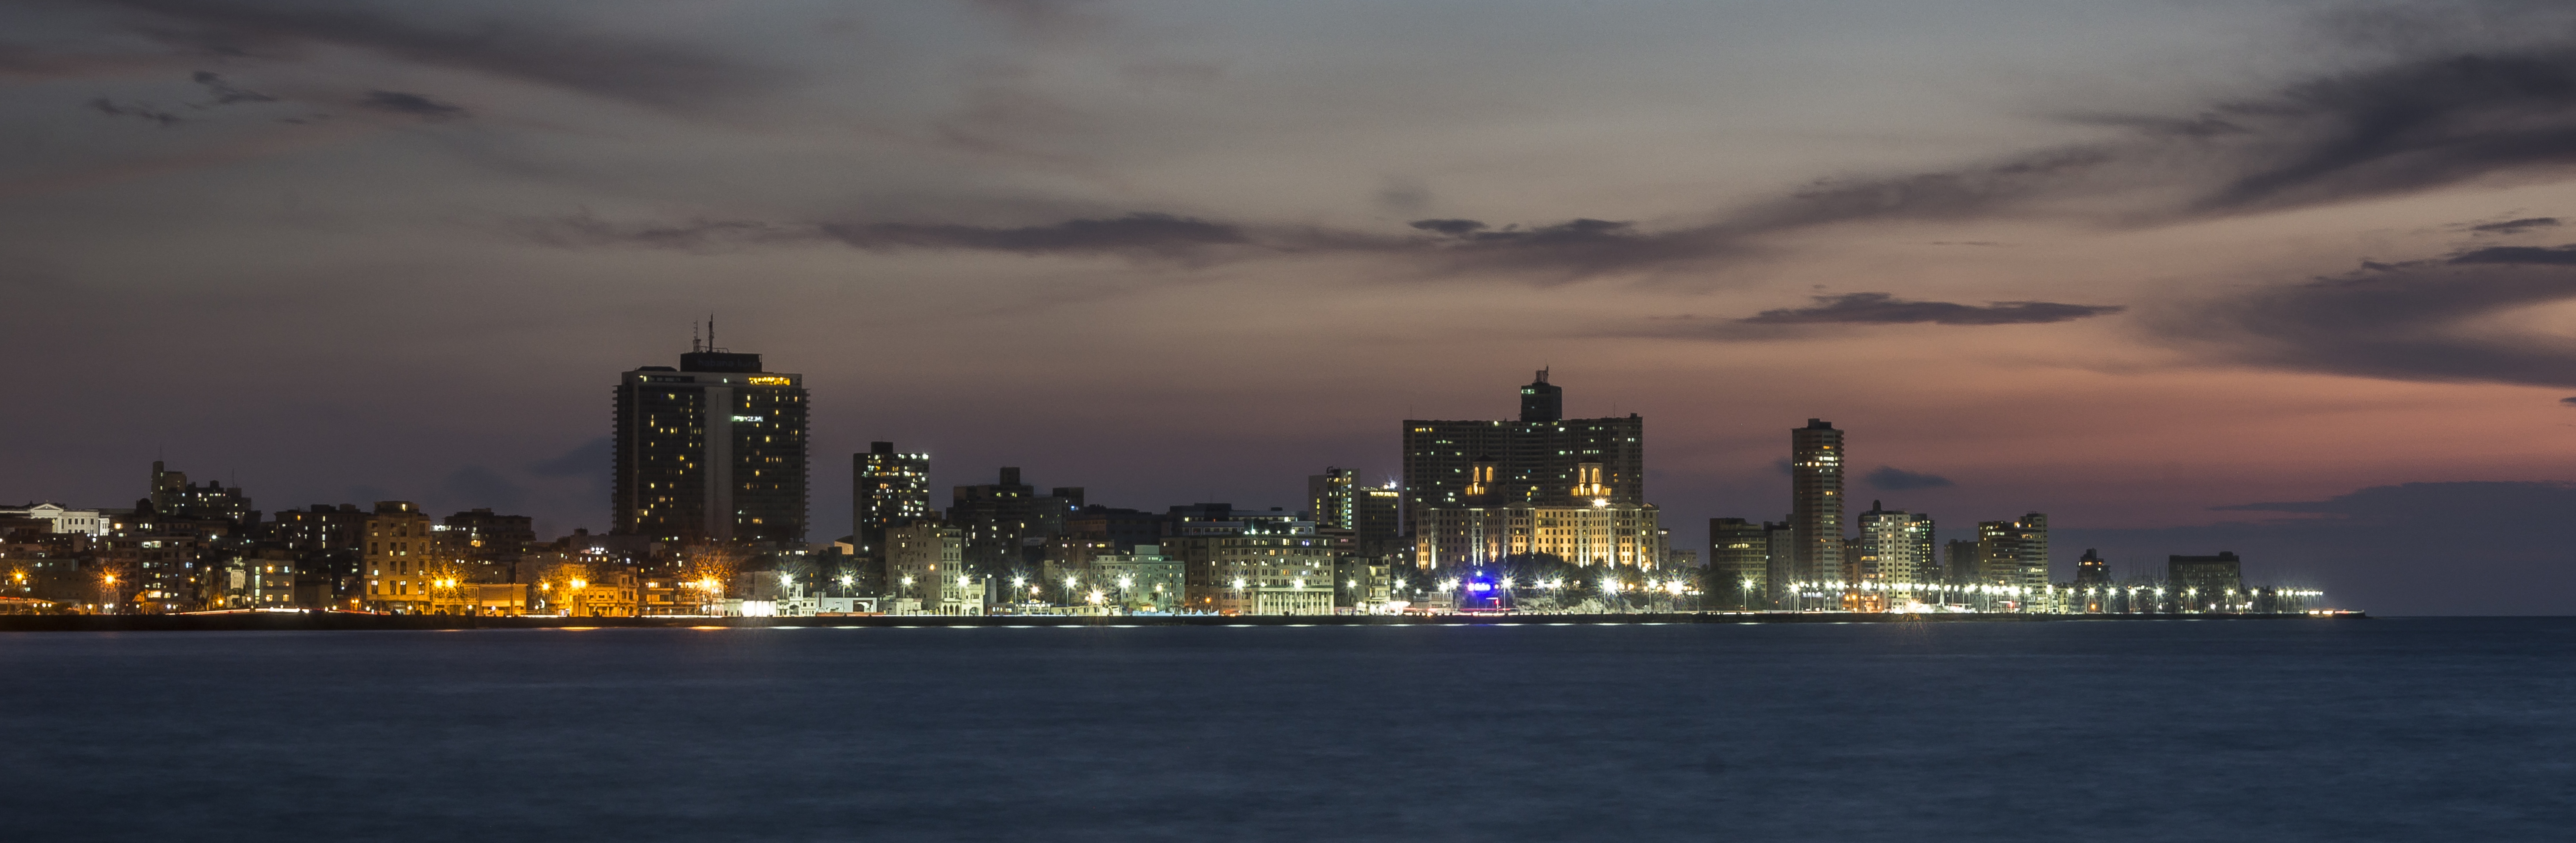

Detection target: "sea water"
[2, 618, 2569, 841]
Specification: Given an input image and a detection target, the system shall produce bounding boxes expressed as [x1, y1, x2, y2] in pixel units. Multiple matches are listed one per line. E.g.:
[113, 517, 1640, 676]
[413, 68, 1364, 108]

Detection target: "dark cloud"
[818, 213, 1247, 257]
[1408, 218, 1486, 236]
[1865, 466, 1955, 490]
[357, 89, 464, 119]
[88, 97, 181, 126]
[190, 70, 273, 104]
[475, 27, 2576, 281]
[522, 211, 1253, 260]
[92, 0, 785, 109]
[527, 437, 609, 478]
[2158, 243, 2576, 388]
[2056, 481, 2576, 615]
[2562, 396, 2576, 406]
[1742, 293, 2125, 326]
[2447, 243, 2576, 264]
[2467, 216, 2560, 234]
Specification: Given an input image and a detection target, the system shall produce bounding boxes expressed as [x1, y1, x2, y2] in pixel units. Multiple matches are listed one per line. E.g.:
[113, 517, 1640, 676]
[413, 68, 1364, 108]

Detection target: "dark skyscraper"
[1402, 373, 1643, 520]
[1519, 368, 1562, 422]
[854, 442, 932, 557]
[611, 329, 809, 545]
[1789, 419, 1844, 587]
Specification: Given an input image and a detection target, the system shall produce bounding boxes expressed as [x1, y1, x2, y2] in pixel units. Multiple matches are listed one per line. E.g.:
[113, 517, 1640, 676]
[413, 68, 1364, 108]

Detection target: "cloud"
[357, 89, 464, 119]
[522, 211, 1257, 260]
[1741, 293, 2125, 326]
[91, 0, 786, 109]
[88, 97, 181, 127]
[526, 437, 609, 478]
[492, 28, 2576, 281]
[2158, 242, 2576, 388]
[2446, 243, 2576, 264]
[2561, 396, 2576, 406]
[1865, 466, 1955, 491]
[190, 70, 273, 104]
[2467, 216, 2560, 234]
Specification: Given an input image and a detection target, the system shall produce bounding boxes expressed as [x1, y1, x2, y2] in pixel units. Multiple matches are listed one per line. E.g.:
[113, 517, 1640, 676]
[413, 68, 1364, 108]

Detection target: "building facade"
[1402, 371, 1645, 517]
[1976, 513, 2051, 592]
[852, 441, 932, 558]
[612, 342, 810, 545]
[1854, 501, 1936, 587]
[1709, 517, 1770, 609]
[0, 504, 108, 537]
[1168, 532, 1339, 616]
[362, 501, 436, 612]
[885, 523, 980, 615]
[2168, 552, 2245, 611]
[1090, 544, 1184, 612]
[947, 467, 1082, 578]
[1789, 419, 1844, 591]
[1415, 502, 1666, 570]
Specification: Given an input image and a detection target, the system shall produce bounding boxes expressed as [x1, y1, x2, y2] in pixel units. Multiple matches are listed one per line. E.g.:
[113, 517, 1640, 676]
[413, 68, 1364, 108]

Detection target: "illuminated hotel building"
[1789, 419, 1844, 591]
[854, 441, 932, 558]
[1401, 370, 1645, 519]
[612, 335, 809, 545]
[1413, 459, 1666, 570]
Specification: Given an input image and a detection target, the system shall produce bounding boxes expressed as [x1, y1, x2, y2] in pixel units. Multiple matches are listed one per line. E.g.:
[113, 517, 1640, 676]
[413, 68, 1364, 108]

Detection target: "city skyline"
[7, 1, 2576, 614]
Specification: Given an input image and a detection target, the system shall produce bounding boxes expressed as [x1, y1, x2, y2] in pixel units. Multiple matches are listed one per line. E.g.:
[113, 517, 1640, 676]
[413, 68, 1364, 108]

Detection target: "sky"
[7, 0, 2576, 614]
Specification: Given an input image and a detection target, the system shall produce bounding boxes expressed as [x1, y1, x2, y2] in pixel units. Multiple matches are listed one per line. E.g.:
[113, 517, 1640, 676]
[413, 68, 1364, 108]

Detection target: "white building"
[1, 503, 109, 537]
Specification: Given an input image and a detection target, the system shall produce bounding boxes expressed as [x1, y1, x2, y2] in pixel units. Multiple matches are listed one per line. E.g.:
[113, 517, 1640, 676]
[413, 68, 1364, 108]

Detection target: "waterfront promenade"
[0, 609, 2362, 632]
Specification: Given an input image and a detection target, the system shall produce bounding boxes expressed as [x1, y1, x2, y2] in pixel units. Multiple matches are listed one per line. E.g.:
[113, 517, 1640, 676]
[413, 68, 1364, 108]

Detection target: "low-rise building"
[1090, 544, 1184, 612]
[0, 503, 110, 537]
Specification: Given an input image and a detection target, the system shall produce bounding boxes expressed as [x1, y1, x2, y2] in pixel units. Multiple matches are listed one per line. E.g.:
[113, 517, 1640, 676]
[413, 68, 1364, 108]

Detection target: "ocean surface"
[3, 617, 2571, 841]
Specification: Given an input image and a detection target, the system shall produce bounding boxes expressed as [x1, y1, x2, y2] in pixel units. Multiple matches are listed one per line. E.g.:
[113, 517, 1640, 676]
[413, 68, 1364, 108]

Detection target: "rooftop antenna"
[708, 313, 716, 351]
[691, 321, 701, 353]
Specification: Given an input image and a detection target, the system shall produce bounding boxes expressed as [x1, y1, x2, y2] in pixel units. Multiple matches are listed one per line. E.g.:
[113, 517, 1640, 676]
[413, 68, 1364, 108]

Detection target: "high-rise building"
[1854, 501, 1936, 588]
[1976, 513, 2050, 592]
[1308, 468, 1402, 553]
[1402, 372, 1644, 518]
[611, 333, 809, 545]
[1309, 468, 1357, 532]
[1708, 517, 1770, 608]
[853, 441, 932, 558]
[1789, 419, 1844, 587]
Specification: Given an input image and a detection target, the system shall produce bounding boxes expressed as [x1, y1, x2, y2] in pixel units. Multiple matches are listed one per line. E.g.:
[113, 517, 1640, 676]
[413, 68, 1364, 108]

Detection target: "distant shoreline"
[0, 611, 2362, 632]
